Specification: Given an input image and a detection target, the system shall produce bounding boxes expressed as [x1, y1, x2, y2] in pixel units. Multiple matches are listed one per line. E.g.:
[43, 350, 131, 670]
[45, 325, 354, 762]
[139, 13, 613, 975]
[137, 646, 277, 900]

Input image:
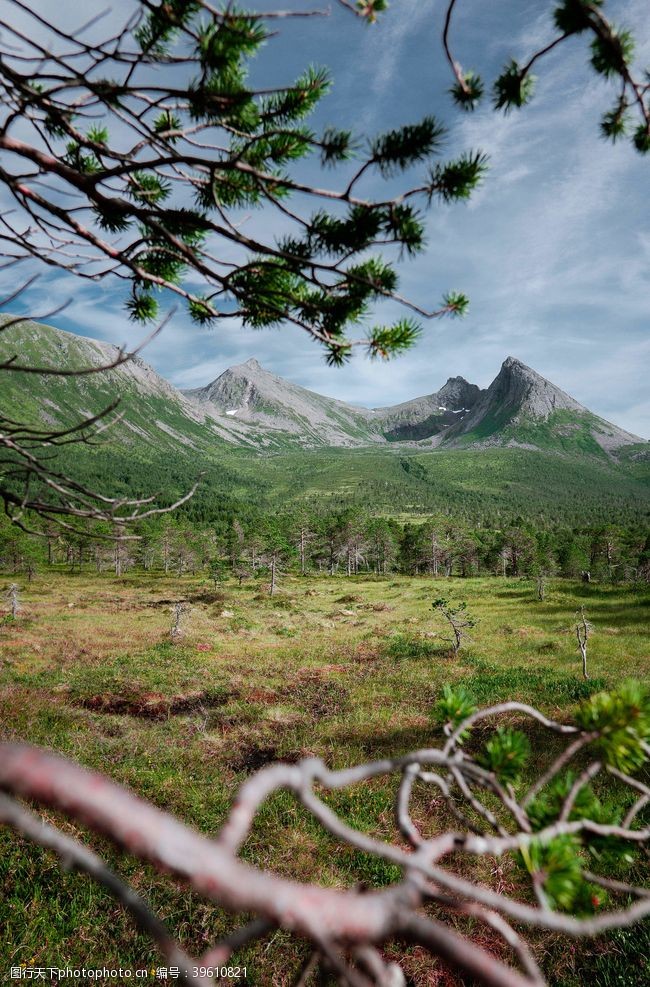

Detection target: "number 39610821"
[193, 968, 247, 980]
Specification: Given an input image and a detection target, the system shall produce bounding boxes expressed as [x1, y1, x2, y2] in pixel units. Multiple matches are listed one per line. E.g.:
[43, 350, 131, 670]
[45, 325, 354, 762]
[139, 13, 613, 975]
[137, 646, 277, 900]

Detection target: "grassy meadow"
[0, 570, 648, 985]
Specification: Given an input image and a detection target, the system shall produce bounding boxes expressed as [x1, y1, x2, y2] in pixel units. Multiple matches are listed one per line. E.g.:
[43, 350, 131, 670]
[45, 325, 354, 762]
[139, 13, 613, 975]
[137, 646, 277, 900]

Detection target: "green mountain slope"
[40, 442, 649, 528]
[0, 316, 229, 453]
[1, 316, 648, 525]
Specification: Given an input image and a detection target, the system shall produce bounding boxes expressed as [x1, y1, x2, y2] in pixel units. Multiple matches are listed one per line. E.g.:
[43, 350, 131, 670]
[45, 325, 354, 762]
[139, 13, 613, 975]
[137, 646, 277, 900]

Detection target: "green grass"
[0, 570, 648, 984]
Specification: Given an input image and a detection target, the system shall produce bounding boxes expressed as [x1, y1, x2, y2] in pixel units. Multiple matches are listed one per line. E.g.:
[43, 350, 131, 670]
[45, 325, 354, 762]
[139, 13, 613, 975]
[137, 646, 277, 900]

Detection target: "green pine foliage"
[434, 684, 477, 742]
[576, 680, 650, 773]
[6, 2, 501, 363]
[590, 29, 635, 79]
[520, 835, 585, 911]
[553, 1, 604, 36]
[437, 0, 650, 154]
[493, 60, 536, 111]
[477, 726, 531, 783]
[449, 72, 484, 111]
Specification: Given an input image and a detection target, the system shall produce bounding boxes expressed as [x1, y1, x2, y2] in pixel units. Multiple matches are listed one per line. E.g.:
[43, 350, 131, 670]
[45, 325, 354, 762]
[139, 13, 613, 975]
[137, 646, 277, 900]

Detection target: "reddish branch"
[1, 699, 648, 987]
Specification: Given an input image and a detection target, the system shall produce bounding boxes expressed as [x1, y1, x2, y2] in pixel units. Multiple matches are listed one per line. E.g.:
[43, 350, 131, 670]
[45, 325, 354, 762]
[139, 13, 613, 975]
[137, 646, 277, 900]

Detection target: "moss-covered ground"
[0, 571, 648, 985]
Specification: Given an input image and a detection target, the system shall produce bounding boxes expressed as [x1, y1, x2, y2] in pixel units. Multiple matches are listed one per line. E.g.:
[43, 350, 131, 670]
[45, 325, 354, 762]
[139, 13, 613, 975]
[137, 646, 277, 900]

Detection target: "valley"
[1, 313, 649, 987]
[1, 316, 648, 527]
[1, 3, 649, 985]
[1, 319, 649, 987]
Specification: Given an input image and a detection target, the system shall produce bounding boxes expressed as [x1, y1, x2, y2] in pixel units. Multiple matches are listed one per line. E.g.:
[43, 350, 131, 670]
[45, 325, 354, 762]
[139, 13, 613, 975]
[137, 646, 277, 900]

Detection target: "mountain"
[184, 351, 643, 455]
[444, 356, 642, 455]
[0, 317, 330, 453]
[183, 357, 379, 447]
[373, 377, 482, 442]
[0, 318, 282, 456]
[0, 316, 645, 459]
[2, 316, 648, 524]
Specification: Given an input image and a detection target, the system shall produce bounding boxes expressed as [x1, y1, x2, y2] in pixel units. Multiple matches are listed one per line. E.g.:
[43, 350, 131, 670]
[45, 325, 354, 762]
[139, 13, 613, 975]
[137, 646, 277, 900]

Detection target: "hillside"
[0, 316, 317, 453]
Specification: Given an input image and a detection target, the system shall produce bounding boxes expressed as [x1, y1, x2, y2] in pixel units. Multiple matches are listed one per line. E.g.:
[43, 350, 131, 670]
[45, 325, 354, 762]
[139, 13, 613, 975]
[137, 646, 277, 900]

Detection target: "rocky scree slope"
[183, 357, 380, 447]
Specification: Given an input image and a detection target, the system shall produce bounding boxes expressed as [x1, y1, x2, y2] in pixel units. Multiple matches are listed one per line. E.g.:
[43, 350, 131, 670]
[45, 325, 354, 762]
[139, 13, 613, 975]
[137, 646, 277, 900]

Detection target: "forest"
[2, 508, 649, 587]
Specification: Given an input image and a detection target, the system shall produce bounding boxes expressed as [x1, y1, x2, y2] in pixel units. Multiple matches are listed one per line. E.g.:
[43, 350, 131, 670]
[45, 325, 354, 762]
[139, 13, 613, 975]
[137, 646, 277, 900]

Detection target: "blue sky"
[3, 0, 649, 437]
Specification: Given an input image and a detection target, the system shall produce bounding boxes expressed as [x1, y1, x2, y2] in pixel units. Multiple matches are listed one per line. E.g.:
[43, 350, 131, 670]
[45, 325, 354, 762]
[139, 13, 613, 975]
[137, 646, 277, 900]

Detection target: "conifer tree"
[0, 0, 490, 527]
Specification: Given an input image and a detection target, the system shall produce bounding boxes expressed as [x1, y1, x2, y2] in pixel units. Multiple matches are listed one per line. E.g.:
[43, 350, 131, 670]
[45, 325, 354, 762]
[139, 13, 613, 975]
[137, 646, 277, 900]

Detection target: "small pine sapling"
[4, 584, 20, 620]
[431, 597, 476, 655]
[233, 564, 251, 588]
[209, 560, 227, 592]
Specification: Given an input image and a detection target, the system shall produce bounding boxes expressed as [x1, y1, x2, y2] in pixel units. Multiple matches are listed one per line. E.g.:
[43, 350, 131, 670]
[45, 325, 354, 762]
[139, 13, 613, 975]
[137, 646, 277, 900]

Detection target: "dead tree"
[575, 606, 593, 680]
[1, 681, 650, 987]
[4, 582, 19, 619]
[296, 525, 316, 577]
[432, 597, 476, 655]
[259, 548, 284, 596]
[269, 551, 279, 597]
[170, 602, 191, 643]
[113, 525, 131, 577]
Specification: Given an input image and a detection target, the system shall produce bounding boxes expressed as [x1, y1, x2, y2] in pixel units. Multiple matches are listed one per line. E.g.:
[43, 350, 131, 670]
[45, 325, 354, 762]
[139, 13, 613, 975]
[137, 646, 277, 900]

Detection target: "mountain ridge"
[182, 349, 644, 453]
[0, 316, 646, 457]
[183, 355, 380, 447]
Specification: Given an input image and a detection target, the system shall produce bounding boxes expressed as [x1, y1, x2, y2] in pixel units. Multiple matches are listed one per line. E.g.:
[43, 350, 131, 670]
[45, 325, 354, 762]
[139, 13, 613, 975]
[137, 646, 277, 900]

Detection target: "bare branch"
[1, 700, 649, 987]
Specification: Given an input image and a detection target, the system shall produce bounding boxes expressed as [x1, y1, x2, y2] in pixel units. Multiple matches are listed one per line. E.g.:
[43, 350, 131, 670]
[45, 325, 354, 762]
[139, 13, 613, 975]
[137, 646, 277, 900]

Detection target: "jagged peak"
[501, 356, 533, 373]
[209, 356, 265, 376]
[494, 356, 582, 404]
[221, 357, 265, 376]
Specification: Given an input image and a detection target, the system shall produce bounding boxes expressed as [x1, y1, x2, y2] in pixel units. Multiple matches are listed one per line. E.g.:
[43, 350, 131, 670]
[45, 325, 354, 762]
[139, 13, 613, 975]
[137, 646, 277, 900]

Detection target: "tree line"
[1, 510, 648, 585]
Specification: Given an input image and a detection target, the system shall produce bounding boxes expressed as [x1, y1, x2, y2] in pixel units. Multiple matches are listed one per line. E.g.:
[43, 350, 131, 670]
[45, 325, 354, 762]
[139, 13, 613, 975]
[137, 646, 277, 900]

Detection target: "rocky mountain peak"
[502, 355, 528, 370]
[437, 376, 482, 408]
[491, 356, 585, 416]
[443, 354, 596, 447]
